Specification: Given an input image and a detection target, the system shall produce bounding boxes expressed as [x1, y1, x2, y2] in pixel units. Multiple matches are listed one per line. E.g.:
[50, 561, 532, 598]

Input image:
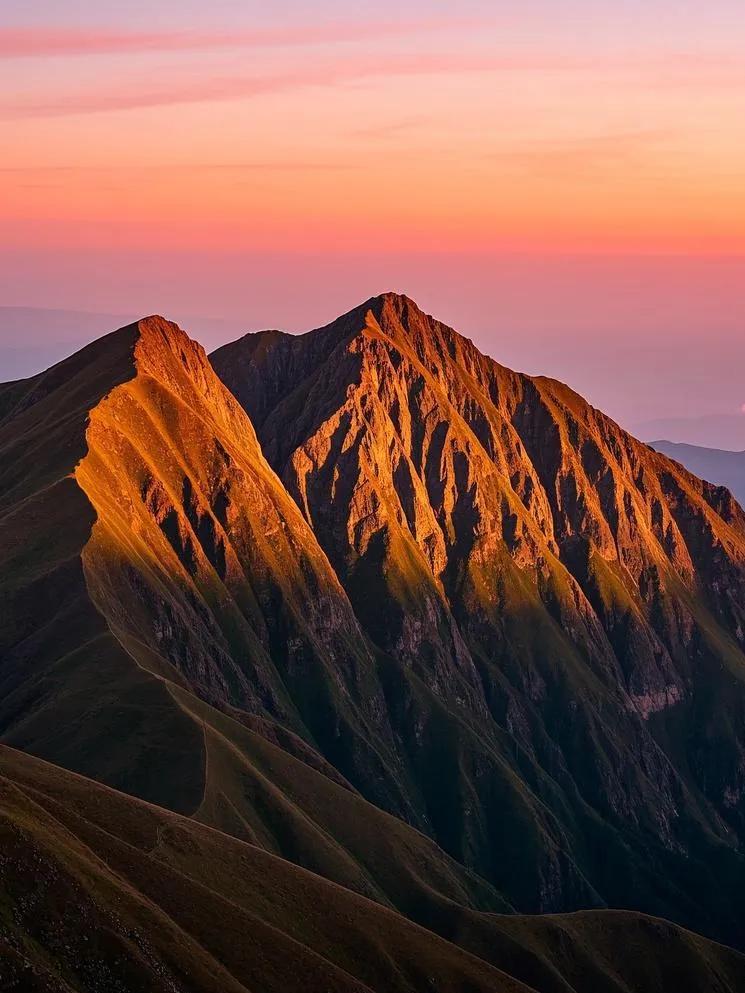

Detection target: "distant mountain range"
[0, 306, 136, 380]
[637, 413, 745, 451]
[3, 294, 745, 990]
[651, 439, 745, 507]
[0, 305, 243, 380]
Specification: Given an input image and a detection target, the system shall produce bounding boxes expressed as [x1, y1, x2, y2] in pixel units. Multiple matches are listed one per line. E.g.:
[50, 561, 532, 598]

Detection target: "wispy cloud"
[2, 47, 741, 121]
[0, 19, 481, 58]
[348, 116, 432, 140]
[0, 53, 598, 119]
[484, 129, 675, 172]
[0, 161, 357, 173]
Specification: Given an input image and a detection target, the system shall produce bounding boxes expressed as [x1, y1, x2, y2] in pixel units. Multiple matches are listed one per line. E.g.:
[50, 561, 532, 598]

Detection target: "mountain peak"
[133, 314, 206, 364]
[366, 290, 422, 315]
[362, 291, 445, 338]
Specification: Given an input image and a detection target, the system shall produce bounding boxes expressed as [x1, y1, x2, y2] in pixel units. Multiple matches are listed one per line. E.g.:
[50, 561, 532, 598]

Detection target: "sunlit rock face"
[214, 293, 745, 942]
[0, 315, 413, 827]
[74, 316, 419, 822]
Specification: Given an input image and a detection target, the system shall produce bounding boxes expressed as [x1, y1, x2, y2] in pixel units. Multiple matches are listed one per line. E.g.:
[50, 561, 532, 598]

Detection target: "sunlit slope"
[213, 293, 745, 943]
[0, 324, 206, 813]
[0, 315, 401, 817]
[75, 317, 416, 819]
[3, 744, 744, 993]
[1, 318, 541, 928]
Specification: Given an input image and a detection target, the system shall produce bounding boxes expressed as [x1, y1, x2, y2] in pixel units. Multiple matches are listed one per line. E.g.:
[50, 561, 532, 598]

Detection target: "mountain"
[651, 440, 745, 507]
[0, 306, 245, 380]
[3, 743, 745, 993]
[636, 413, 745, 451]
[0, 315, 521, 930]
[3, 298, 745, 986]
[213, 293, 745, 945]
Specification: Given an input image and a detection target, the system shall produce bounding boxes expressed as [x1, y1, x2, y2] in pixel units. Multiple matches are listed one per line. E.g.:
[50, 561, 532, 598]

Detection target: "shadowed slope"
[0, 323, 205, 813]
[0, 746, 524, 993]
[2, 744, 745, 993]
[213, 293, 745, 943]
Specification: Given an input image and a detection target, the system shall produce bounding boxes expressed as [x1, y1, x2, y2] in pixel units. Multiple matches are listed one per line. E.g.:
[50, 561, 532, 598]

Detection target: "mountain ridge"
[0, 314, 523, 923]
[213, 291, 745, 944]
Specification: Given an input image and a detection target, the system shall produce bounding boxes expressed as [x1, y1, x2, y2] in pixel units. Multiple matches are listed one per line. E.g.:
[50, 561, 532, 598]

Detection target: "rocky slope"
[3, 744, 745, 993]
[213, 293, 745, 944]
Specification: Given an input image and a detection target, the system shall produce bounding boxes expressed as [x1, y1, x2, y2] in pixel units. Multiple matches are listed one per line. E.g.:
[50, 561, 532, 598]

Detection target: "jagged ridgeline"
[2, 297, 745, 991]
[213, 294, 745, 940]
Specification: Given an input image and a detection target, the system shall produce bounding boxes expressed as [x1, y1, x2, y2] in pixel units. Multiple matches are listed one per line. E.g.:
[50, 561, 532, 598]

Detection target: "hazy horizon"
[4, 283, 745, 451]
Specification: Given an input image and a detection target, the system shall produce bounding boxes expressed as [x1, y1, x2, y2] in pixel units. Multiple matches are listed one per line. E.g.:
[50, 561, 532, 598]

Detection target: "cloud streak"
[0, 161, 357, 173]
[0, 53, 607, 119]
[3, 47, 741, 121]
[0, 19, 481, 58]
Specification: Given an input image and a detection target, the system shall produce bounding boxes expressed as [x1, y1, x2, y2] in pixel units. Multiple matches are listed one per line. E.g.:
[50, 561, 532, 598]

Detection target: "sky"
[2, 1, 745, 444]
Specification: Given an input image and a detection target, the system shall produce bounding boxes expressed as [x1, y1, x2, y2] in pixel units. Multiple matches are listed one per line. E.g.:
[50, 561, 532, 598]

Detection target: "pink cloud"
[0, 20, 481, 58]
[3, 43, 742, 121]
[0, 52, 604, 119]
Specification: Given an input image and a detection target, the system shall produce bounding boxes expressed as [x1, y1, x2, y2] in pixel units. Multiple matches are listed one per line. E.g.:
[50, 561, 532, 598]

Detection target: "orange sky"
[3, 12, 745, 256]
[2, 5, 745, 444]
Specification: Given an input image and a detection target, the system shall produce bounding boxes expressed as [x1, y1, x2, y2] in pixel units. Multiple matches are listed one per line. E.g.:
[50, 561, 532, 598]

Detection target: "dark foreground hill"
[2, 745, 745, 993]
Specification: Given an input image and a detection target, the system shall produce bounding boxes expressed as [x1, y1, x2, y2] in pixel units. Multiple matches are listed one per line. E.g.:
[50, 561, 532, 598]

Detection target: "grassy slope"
[2, 744, 745, 993]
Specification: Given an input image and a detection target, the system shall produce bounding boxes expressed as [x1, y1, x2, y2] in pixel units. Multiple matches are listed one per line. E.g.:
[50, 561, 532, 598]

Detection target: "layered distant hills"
[638, 414, 745, 452]
[652, 439, 745, 508]
[2, 295, 745, 991]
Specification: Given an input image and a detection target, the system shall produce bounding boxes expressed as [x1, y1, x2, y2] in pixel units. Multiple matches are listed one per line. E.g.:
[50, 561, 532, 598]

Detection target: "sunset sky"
[2, 2, 745, 443]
